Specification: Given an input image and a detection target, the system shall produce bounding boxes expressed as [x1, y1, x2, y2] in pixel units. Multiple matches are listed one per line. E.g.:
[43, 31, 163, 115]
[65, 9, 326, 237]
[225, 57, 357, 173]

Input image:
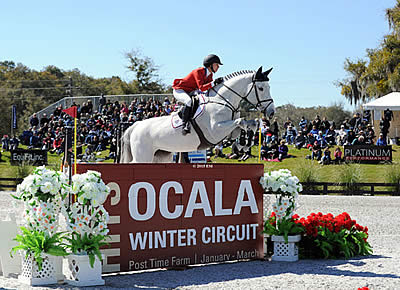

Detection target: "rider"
[172, 54, 224, 135]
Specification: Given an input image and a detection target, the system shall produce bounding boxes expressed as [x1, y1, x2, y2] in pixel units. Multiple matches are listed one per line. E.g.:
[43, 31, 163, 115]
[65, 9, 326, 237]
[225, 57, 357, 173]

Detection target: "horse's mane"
[223, 70, 255, 81]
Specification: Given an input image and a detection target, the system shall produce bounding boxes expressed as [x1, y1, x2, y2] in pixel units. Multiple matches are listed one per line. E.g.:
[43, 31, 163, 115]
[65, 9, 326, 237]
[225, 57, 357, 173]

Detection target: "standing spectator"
[312, 115, 321, 130]
[320, 117, 331, 133]
[99, 94, 106, 113]
[349, 112, 362, 129]
[299, 116, 307, 129]
[40, 113, 49, 127]
[30, 113, 39, 127]
[384, 108, 394, 122]
[1, 135, 9, 150]
[341, 118, 351, 130]
[379, 116, 390, 141]
[271, 117, 279, 140]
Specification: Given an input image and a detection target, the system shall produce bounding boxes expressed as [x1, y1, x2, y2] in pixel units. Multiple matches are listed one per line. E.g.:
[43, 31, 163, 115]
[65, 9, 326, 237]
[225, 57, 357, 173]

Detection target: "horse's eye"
[258, 87, 264, 91]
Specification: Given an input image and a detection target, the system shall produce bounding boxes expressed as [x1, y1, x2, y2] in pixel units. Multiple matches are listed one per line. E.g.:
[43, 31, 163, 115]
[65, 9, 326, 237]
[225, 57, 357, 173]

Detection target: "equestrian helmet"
[203, 54, 223, 67]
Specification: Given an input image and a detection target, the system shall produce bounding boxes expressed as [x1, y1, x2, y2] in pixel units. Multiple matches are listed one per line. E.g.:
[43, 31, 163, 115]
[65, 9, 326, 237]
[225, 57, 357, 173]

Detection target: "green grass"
[210, 144, 400, 183]
[1, 144, 399, 184]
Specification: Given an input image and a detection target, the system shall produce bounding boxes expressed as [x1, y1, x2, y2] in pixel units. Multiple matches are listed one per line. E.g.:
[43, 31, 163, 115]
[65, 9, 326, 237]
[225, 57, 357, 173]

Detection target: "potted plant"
[10, 227, 68, 286]
[260, 169, 303, 261]
[62, 170, 110, 287]
[11, 166, 69, 285]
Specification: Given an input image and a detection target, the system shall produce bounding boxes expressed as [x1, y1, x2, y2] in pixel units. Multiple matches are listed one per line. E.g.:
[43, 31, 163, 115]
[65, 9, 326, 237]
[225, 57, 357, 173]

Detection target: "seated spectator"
[344, 129, 356, 145]
[294, 132, 306, 149]
[319, 147, 331, 165]
[285, 125, 297, 145]
[28, 132, 40, 149]
[365, 124, 375, 144]
[334, 147, 343, 164]
[352, 135, 366, 145]
[315, 131, 328, 148]
[214, 142, 225, 158]
[336, 125, 347, 145]
[376, 133, 387, 146]
[305, 133, 316, 149]
[260, 141, 269, 160]
[325, 126, 336, 145]
[320, 117, 331, 133]
[226, 141, 243, 159]
[278, 139, 289, 161]
[51, 136, 63, 154]
[309, 125, 319, 136]
[311, 141, 322, 161]
[9, 136, 19, 150]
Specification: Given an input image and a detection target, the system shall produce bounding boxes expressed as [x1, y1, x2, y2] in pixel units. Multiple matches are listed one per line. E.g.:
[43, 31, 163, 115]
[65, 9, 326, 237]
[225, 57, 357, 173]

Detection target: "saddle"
[177, 95, 200, 120]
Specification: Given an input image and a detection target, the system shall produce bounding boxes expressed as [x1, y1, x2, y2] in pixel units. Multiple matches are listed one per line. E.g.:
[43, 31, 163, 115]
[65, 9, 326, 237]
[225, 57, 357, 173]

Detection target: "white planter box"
[271, 235, 301, 262]
[65, 254, 105, 287]
[18, 253, 57, 286]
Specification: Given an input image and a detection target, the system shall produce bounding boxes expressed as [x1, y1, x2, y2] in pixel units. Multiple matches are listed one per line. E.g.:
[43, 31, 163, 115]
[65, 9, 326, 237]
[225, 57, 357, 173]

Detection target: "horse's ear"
[263, 67, 273, 81]
[253, 66, 263, 81]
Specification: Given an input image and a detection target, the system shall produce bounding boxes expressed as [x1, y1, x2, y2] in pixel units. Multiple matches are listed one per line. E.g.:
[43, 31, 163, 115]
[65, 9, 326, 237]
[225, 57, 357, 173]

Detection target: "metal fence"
[35, 94, 174, 119]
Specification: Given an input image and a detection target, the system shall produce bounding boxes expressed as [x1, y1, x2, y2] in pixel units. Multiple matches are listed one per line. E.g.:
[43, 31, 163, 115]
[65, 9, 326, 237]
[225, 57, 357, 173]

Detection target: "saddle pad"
[171, 94, 206, 129]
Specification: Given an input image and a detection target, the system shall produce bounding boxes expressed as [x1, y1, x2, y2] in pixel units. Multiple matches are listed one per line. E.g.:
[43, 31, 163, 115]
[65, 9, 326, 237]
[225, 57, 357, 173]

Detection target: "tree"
[125, 49, 167, 93]
[337, 0, 400, 105]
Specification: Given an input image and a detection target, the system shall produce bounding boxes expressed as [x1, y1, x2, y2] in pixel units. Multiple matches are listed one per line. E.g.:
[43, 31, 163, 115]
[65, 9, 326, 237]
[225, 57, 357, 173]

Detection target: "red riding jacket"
[172, 67, 213, 93]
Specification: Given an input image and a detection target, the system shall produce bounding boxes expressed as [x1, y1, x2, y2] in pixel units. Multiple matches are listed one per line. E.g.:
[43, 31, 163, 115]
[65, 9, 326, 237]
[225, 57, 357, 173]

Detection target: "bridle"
[208, 81, 274, 119]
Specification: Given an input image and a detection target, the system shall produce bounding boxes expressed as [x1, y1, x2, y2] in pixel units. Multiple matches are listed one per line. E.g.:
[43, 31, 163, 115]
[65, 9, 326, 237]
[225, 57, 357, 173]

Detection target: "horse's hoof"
[182, 129, 190, 135]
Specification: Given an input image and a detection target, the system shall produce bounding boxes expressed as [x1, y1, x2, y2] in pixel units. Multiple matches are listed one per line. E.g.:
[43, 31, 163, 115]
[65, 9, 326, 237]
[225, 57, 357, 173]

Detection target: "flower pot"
[271, 235, 301, 262]
[18, 253, 57, 286]
[65, 254, 105, 287]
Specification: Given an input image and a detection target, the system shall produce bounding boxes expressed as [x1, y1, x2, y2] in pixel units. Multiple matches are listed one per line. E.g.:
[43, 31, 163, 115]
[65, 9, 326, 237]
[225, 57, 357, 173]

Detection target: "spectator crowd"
[0, 96, 395, 166]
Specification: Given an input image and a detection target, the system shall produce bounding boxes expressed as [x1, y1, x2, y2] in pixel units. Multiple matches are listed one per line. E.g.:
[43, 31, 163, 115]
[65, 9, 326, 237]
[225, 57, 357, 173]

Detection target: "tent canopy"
[363, 92, 400, 110]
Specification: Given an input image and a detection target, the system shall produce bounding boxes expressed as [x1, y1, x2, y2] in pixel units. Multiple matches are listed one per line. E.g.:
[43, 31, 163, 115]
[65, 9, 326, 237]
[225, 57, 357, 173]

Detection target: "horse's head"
[250, 66, 275, 119]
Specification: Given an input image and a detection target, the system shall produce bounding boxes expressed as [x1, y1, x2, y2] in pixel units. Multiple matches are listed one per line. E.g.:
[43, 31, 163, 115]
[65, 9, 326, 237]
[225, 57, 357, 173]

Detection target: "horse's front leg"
[213, 118, 250, 137]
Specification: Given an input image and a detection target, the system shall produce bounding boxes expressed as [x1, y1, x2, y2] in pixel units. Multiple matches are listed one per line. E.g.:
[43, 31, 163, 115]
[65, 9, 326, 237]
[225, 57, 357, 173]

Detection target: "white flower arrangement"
[260, 169, 302, 220]
[15, 166, 68, 203]
[13, 166, 68, 235]
[64, 203, 109, 237]
[70, 170, 110, 207]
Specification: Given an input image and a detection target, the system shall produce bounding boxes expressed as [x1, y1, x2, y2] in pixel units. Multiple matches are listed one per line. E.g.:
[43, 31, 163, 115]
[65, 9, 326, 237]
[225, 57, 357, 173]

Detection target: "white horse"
[120, 67, 275, 163]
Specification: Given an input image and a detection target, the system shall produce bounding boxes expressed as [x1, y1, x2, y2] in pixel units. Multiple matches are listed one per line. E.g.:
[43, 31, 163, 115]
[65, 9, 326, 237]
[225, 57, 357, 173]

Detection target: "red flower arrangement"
[298, 212, 372, 259]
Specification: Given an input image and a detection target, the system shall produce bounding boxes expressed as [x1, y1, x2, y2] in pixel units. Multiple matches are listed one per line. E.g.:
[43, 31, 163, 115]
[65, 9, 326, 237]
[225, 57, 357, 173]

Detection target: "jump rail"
[297, 182, 400, 196]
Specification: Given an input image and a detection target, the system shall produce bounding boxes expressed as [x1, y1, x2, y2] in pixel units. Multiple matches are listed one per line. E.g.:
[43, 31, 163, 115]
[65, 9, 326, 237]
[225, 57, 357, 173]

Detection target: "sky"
[1, 0, 397, 111]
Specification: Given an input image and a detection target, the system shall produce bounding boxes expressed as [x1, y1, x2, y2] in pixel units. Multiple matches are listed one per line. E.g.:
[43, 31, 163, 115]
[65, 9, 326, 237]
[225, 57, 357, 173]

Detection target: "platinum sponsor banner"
[344, 145, 392, 162]
[77, 163, 264, 273]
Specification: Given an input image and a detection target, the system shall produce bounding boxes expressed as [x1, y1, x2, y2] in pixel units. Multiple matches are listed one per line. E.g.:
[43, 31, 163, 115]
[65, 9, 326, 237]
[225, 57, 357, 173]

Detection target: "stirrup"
[182, 123, 191, 135]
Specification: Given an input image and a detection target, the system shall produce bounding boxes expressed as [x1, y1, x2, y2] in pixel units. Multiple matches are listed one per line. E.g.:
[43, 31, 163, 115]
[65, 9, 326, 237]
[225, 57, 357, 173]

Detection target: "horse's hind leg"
[153, 150, 173, 163]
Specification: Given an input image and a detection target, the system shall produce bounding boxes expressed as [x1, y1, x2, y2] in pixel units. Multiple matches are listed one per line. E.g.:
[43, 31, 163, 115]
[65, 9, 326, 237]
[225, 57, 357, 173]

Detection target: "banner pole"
[258, 118, 262, 162]
[74, 116, 77, 175]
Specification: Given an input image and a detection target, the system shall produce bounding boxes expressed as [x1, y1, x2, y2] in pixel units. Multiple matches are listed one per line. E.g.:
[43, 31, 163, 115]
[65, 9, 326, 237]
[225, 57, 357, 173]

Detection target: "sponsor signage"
[344, 145, 392, 162]
[77, 163, 264, 273]
[10, 149, 47, 166]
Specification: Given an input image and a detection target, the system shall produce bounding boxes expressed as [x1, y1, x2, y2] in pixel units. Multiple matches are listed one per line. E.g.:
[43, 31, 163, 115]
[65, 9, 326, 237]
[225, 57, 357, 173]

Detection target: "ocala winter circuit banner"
[77, 163, 264, 272]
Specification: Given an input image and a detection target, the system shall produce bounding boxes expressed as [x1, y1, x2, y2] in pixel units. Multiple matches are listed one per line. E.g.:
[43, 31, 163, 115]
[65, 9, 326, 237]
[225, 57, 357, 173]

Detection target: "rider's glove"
[213, 77, 224, 86]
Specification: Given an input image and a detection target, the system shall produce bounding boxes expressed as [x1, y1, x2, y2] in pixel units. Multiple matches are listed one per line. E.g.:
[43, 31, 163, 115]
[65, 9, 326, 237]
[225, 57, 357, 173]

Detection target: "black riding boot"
[182, 105, 192, 135]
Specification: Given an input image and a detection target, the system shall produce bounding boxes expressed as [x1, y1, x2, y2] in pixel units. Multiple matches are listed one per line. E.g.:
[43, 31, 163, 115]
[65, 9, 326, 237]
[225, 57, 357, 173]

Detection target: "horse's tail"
[120, 124, 135, 163]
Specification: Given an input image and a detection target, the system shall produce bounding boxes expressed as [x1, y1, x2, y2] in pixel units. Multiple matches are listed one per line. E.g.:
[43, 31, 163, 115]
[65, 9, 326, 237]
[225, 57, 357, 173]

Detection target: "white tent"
[363, 92, 400, 110]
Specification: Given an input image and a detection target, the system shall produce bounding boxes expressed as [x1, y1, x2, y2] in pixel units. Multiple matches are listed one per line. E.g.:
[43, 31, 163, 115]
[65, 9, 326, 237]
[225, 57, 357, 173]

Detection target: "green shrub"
[384, 163, 400, 195]
[293, 160, 321, 194]
[336, 163, 362, 195]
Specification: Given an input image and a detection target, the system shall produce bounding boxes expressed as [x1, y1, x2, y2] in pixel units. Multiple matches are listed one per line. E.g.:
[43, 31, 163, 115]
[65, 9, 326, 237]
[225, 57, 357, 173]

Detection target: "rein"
[208, 81, 273, 119]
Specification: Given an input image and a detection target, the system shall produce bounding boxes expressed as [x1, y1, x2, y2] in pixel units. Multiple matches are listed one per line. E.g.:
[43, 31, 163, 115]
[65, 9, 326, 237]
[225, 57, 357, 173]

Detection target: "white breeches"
[173, 89, 192, 106]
